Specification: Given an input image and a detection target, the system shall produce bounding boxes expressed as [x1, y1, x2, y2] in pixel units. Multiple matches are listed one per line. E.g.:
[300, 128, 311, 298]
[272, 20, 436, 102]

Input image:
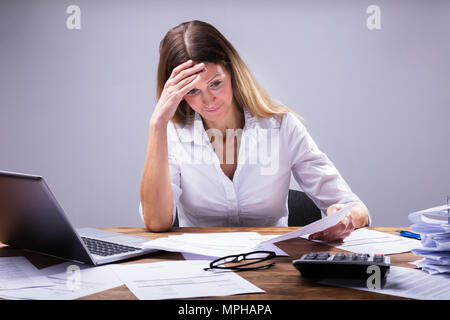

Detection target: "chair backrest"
[172, 189, 321, 227]
[287, 189, 322, 226]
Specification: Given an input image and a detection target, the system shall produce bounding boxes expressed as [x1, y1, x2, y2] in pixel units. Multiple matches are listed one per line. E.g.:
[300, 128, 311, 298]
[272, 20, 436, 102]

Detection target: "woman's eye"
[210, 81, 221, 88]
[187, 88, 198, 95]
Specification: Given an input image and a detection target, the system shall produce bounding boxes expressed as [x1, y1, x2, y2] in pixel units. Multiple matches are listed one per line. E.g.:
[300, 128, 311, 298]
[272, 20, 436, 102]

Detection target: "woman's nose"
[201, 91, 215, 106]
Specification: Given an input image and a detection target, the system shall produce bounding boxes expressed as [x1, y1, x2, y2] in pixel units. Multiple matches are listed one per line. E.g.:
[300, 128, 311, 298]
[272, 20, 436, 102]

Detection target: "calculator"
[292, 252, 390, 280]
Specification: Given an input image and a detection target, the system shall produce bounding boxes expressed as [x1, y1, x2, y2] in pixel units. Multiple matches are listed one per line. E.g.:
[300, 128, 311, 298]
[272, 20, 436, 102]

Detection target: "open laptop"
[0, 170, 158, 265]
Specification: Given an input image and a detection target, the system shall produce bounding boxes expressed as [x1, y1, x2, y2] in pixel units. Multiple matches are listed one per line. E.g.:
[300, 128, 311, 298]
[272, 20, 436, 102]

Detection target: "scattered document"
[259, 205, 354, 245]
[408, 204, 450, 274]
[142, 232, 287, 258]
[0, 261, 123, 300]
[182, 252, 217, 260]
[302, 228, 420, 255]
[38, 261, 92, 276]
[142, 207, 354, 258]
[110, 260, 264, 300]
[318, 266, 450, 300]
[0, 257, 55, 290]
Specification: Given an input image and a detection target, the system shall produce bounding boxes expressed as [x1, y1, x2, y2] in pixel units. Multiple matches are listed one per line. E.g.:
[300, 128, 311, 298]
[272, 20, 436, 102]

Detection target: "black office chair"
[172, 189, 321, 227]
[287, 189, 322, 226]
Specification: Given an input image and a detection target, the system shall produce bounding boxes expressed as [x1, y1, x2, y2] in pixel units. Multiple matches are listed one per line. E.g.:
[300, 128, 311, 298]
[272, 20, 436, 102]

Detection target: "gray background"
[1, 0, 449, 228]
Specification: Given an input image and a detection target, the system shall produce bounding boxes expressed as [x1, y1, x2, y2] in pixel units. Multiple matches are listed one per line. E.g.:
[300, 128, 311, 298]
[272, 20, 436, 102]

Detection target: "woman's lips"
[204, 104, 222, 113]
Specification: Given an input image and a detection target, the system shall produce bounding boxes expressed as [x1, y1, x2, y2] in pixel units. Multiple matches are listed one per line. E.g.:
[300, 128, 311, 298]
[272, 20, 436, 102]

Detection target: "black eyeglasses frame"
[203, 250, 277, 271]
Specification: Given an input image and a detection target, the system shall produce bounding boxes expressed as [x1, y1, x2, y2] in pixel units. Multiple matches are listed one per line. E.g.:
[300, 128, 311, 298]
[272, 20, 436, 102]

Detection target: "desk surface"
[0, 227, 418, 300]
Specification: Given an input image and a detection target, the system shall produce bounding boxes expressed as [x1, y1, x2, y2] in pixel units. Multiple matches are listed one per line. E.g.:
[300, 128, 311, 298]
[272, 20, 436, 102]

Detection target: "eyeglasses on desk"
[203, 250, 277, 271]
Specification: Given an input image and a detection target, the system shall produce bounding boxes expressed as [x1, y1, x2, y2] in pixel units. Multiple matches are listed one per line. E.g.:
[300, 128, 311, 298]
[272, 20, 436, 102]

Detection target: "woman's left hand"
[308, 203, 357, 242]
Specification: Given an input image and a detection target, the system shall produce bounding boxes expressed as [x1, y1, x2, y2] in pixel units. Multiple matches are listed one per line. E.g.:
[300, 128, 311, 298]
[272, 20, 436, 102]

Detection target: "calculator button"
[305, 253, 318, 259]
[316, 253, 330, 260]
[316, 256, 329, 260]
[318, 253, 330, 257]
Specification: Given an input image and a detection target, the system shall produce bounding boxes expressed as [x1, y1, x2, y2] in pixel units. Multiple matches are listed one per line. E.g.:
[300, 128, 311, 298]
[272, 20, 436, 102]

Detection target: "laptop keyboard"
[81, 237, 141, 257]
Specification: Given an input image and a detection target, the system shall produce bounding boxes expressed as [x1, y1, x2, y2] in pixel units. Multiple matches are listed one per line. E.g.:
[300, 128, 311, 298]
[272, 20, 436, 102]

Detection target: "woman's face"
[183, 62, 235, 122]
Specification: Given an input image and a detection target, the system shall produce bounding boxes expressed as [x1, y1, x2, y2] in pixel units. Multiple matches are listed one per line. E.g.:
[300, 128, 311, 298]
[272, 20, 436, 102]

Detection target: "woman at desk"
[140, 20, 370, 241]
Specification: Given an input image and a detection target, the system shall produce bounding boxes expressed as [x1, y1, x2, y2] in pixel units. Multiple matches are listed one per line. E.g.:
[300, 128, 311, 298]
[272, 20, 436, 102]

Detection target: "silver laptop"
[0, 170, 157, 265]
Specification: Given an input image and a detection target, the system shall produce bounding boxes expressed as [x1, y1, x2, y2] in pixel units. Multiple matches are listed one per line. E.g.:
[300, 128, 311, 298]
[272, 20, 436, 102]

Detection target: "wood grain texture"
[0, 227, 419, 300]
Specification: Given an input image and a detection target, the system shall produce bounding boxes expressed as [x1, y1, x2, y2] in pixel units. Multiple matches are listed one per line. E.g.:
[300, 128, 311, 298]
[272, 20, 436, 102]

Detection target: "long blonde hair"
[157, 20, 300, 124]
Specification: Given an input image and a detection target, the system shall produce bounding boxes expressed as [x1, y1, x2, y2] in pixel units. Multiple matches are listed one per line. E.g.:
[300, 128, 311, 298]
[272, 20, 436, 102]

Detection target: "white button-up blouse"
[140, 107, 369, 227]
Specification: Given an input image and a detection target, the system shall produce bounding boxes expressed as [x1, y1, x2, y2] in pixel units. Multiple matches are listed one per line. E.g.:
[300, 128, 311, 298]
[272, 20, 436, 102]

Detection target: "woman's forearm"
[140, 118, 174, 232]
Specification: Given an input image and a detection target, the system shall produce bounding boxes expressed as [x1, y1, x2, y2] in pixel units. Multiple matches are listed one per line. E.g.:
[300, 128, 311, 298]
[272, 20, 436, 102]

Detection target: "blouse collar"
[177, 107, 279, 146]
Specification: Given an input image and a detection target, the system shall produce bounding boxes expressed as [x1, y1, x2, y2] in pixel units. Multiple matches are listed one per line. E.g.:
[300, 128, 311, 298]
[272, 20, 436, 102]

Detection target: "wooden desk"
[0, 227, 418, 300]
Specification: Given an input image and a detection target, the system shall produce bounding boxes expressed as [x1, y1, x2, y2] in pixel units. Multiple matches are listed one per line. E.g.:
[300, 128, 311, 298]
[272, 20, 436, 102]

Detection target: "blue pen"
[398, 230, 421, 240]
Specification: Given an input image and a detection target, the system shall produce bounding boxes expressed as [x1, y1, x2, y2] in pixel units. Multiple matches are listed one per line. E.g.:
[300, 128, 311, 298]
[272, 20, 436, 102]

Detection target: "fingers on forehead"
[172, 60, 193, 75]
[171, 61, 205, 81]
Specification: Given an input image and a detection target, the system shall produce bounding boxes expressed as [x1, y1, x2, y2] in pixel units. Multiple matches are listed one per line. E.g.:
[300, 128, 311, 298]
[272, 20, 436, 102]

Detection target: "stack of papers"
[408, 204, 450, 275]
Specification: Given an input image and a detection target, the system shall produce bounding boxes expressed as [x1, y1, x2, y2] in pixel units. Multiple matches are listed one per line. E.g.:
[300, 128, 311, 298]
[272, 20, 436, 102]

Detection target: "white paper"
[410, 250, 450, 263]
[420, 264, 450, 275]
[408, 204, 450, 275]
[302, 228, 421, 255]
[110, 260, 264, 300]
[419, 233, 450, 251]
[0, 257, 55, 290]
[37, 261, 92, 276]
[0, 262, 123, 300]
[143, 232, 288, 258]
[318, 266, 450, 300]
[409, 204, 450, 219]
[258, 205, 354, 245]
[182, 252, 218, 260]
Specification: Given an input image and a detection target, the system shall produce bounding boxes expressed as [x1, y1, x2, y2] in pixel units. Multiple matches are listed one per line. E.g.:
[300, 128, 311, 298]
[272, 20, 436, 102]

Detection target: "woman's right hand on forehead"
[150, 60, 204, 125]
